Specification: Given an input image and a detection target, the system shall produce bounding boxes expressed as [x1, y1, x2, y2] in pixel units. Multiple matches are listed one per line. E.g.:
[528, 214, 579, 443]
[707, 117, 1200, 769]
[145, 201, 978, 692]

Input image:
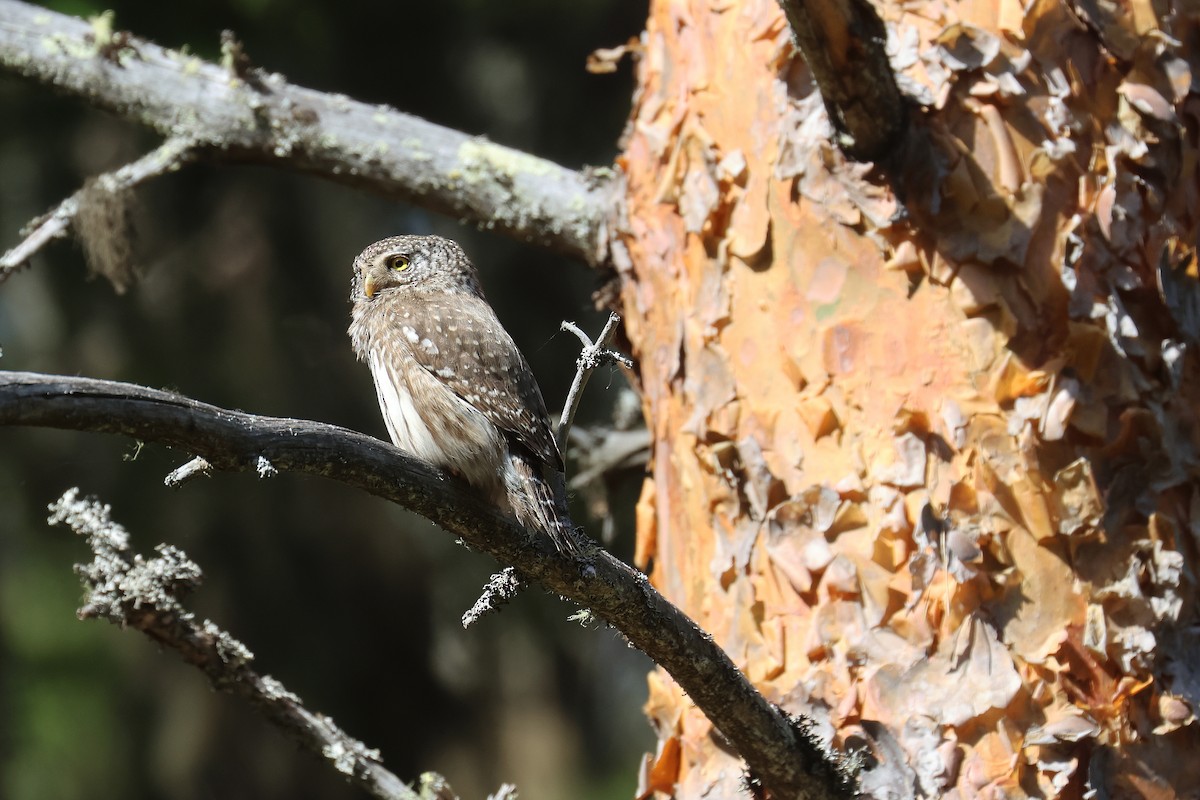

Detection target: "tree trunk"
[618, 0, 1199, 796]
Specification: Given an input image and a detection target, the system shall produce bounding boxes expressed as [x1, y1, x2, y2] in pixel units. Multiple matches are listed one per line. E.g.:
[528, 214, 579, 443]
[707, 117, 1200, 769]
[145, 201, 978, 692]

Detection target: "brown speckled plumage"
[348, 235, 576, 553]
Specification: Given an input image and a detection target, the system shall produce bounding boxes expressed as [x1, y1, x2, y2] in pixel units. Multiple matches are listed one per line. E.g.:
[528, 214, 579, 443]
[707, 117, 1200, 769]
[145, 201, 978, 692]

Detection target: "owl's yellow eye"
[388, 255, 410, 271]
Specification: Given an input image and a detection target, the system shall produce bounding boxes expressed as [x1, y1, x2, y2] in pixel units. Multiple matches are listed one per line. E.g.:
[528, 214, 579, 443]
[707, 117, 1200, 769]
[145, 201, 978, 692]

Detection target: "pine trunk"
[616, 0, 1200, 796]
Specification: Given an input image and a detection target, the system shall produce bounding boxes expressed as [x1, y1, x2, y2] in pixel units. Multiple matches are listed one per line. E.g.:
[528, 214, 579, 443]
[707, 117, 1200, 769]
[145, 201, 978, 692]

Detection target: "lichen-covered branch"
[0, 0, 614, 264]
[47, 488, 427, 800]
[0, 136, 196, 286]
[1, 370, 854, 800]
[460, 568, 523, 628]
[776, 0, 908, 162]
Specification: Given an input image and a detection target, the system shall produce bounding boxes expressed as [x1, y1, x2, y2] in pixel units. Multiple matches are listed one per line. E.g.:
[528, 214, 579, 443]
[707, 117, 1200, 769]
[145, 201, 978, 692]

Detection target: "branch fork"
[557, 312, 633, 449]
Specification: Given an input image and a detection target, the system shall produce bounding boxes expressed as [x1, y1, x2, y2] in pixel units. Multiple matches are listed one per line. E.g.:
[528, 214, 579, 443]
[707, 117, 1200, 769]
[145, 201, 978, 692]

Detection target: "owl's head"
[351, 235, 484, 302]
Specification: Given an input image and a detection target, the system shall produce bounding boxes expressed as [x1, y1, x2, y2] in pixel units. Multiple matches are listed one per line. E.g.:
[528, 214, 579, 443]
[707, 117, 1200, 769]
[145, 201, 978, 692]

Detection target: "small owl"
[348, 235, 578, 554]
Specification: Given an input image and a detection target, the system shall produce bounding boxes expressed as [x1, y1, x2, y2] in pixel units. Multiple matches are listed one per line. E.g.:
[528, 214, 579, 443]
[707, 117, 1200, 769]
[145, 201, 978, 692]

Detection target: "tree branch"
[0, 136, 197, 286]
[776, 0, 908, 162]
[0, 0, 614, 265]
[47, 488, 430, 800]
[0, 369, 854, 800]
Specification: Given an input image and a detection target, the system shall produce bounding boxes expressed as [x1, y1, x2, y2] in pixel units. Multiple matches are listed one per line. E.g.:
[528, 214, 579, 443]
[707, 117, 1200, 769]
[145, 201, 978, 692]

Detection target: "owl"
[348, 235, 578, 554]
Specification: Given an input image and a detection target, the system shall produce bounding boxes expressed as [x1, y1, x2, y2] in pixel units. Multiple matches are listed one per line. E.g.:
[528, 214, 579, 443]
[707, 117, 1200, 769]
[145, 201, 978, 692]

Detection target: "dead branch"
[0, 136, 196, 286]
[2, 369, 854, 800]
[48, 487, 428, 800]
[461, 568, 523, 628]
[0, 0, 614, 265]
[557, 312, 632, 450]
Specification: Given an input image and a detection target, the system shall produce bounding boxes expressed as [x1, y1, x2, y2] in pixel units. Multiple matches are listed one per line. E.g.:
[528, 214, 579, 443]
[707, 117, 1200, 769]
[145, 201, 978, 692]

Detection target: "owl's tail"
[504, 450, 582, 556]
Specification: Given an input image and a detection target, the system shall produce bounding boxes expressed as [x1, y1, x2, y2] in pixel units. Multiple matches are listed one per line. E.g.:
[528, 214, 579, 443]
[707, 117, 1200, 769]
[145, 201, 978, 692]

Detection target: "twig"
[2, 370, 855, 800]
[0, 136, 196, 285]
[556, 313, 631, 451]
[566, 425, 650, 545]
[461, 567, 522, 628]
[0, 0, 614, 265]
[47, 487, 430, 800]
[164, 455, 212, 487]
[567, 427, 650, 492]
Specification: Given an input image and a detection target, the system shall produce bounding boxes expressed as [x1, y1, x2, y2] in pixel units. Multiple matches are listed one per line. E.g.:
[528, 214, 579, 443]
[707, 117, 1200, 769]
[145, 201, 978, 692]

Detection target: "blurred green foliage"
[0, 1, 651, 798]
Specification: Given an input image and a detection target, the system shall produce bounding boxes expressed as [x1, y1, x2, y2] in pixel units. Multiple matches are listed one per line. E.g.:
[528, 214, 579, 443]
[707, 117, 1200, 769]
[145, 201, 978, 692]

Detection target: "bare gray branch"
[48, 488, 427, 800]
[0, 0, 615, 264]
[0, 136, 196, 285]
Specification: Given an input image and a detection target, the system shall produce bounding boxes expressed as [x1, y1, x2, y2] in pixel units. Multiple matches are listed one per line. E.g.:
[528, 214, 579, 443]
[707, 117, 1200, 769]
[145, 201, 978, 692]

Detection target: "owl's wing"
[383, 293, 564, 471]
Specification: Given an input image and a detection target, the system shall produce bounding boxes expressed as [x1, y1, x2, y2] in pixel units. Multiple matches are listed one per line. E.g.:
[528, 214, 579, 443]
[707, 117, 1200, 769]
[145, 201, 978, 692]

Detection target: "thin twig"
[0, 136, 196, 285]
[164, 455, 212, 488]
[567, 427, 650, 491]
[556, 313, 631, 451]
[47, 487, 431, 800]
[2, 370, 855, 800]
[461, 567, 522, 628]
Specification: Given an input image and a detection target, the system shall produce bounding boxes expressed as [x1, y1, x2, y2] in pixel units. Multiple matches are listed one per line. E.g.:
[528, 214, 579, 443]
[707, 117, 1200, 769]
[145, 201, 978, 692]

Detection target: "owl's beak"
[363, 275, 379, 299]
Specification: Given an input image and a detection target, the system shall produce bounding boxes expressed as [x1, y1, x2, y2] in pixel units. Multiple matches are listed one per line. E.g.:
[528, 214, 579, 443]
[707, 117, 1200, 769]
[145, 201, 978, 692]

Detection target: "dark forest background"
[0, 2, 652, 798]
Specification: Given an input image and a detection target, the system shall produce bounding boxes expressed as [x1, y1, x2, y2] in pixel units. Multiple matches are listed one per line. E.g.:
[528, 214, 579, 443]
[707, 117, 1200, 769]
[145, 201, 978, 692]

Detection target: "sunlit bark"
[620, 0, 1200, 796]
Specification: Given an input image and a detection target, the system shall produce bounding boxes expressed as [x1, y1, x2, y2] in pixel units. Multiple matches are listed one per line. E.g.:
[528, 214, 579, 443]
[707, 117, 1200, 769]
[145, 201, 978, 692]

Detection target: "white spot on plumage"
[420, 338, 439, 355]
[402, 326, 420, 344]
